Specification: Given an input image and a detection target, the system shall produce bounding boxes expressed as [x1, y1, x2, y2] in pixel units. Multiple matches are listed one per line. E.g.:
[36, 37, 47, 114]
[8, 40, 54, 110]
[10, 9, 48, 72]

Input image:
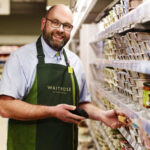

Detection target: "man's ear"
[41, 17, 46, 31]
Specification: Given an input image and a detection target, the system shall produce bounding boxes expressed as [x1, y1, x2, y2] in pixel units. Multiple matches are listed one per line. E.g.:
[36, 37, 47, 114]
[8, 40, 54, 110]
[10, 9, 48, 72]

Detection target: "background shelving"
[90, 81, 145, 150]
[91, 59, 150, 75]
[79, 0, 150, 149]
[98, 0, 150, 40]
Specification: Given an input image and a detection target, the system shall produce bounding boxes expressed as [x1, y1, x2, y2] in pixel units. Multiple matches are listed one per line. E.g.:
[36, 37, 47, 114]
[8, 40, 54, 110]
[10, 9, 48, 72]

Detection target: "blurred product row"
[86, 0, 150, 150]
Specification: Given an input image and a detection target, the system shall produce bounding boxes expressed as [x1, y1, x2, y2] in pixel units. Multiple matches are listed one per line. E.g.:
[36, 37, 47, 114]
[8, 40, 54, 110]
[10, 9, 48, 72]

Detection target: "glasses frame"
[46, 18, 73, 32]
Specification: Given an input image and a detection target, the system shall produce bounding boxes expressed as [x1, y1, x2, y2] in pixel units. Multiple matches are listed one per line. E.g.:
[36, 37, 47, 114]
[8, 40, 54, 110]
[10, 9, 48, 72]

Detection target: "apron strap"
[63, 50, 70, 66]
[36, 36, 45, 64]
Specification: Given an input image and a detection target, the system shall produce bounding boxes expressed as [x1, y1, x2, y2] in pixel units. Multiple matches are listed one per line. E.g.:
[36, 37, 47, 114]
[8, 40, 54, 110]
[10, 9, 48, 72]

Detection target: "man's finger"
[63, 104, 76, 111]
[68, 112, 85, 121]
[111, 121, 122, 129]
[114, 109, 129, 118]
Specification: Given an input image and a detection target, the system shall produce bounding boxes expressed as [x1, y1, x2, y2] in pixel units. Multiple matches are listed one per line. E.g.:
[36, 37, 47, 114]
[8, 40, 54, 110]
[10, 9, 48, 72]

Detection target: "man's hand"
[102, 109, 127, 129]
[79, 102, 128, 129]
[54, 104, 85, 124]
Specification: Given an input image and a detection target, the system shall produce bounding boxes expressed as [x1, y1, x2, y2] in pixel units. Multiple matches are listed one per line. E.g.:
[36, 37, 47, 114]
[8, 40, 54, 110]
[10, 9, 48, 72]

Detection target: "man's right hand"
[53, 104, 85, 124]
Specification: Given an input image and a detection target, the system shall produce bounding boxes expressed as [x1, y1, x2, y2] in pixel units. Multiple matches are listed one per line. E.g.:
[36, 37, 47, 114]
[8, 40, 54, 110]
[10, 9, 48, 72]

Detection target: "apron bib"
[7, 37, 79, 150]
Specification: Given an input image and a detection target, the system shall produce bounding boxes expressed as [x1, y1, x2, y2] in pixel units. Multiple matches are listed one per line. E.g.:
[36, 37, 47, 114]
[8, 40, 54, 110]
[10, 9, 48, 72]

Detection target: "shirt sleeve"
[79, 77, 91, 103]
[0, 52, 27, 99]
[78, 60, 91, 103]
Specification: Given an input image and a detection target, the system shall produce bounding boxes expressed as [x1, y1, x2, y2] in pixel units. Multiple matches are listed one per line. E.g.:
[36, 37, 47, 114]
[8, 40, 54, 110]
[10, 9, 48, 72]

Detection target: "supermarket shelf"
[92, 81, 139, 120]
[92, 93, 144, 150]
[92, 94, 142, 150]
[92, 59, 150, 74]
[86, 120, 102, 150]
[91, 81, 147, 150]
[119, 127, 143, 150]
[95, 121, 116, 150]
[98, 0, 150, 40]
[95, 0, 120, 22]
[87, 118, 116, 150]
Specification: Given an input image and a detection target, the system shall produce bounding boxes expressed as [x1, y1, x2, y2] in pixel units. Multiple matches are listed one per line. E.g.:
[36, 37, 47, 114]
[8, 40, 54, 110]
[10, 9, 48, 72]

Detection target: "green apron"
[7, 36, 79, 150]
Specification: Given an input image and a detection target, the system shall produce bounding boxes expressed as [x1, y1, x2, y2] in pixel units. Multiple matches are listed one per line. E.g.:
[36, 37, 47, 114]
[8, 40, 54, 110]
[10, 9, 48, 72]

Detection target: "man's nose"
[58, 24, 64, 32]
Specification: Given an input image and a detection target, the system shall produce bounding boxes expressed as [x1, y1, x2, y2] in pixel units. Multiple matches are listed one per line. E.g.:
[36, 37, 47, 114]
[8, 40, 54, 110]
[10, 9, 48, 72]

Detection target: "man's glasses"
[46, 18, 73, 32]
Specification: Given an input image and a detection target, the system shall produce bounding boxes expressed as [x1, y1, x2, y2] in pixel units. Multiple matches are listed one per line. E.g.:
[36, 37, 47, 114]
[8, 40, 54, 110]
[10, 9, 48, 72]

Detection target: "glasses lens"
[47, 18, 73, 31]
[63, 24, 73, 31]
[51, 20, 60, 28]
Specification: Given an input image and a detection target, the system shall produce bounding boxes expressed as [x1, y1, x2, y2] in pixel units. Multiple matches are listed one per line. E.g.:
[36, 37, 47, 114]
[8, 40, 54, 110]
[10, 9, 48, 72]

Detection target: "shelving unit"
[86, 120, 102, 150]
[91, 85, 145, 149]
[96, 122, 116, 150]
[91, 59, 150, 75]
[87, 119, 117, 150]
[119, 127, 143, 150]
[79, 0, 150, 149]
[91, 81, 145, 150]
[98, 0, 150, 40]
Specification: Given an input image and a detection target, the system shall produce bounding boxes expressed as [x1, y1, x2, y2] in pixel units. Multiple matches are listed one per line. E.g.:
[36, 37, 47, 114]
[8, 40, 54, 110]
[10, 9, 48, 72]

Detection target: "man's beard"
[43, 28, 69, 51]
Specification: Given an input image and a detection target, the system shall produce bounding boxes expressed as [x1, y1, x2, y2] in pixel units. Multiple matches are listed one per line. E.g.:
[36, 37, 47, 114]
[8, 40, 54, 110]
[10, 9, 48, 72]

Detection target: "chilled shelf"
[98, 0, 150, 40]
[119, 127, 144, 150]
[92, 59, 150, 75]
[87, 119, 116, 150]
[90, 81, 149, 149]
[92, 92, 143, 150]
[86, 120, 102, 150]
[96, 122, 116, 150]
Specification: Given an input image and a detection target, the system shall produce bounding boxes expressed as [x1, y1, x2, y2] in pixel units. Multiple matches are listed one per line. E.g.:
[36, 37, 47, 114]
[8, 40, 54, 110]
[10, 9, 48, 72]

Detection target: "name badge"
[68, 67, 73, 74]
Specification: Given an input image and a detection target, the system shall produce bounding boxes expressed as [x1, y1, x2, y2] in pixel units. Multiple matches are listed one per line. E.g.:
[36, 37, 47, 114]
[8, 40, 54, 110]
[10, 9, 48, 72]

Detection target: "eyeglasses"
[46, 18, 73, 32]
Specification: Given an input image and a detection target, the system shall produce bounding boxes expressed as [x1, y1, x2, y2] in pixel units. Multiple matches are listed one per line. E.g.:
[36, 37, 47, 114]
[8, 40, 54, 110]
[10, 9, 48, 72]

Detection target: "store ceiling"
[10, 0, 113, 22]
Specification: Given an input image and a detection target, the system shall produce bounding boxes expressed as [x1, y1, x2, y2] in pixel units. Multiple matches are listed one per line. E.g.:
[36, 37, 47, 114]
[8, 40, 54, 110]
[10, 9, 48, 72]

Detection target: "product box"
[135, 79, 150, 88]
[134, 32, 150, 42]
[145, 41, 150, 51]
[129, 0, 143, 10]
[146, 51, 150, 60]
[139, 42, 148, 53]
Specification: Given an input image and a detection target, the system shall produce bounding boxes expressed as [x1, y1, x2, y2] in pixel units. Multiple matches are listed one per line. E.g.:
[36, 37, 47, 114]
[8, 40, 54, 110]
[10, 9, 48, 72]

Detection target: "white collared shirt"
[0, 37, 91, 103]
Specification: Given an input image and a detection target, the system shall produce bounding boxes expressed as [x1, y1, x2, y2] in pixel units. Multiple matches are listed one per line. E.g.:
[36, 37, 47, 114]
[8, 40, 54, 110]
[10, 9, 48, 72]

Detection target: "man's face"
[42, 7, 73, 51]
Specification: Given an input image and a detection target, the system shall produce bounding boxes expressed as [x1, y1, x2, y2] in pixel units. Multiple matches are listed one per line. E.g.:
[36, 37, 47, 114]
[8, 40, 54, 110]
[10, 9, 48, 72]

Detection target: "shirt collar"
[41, 36, 64, 58]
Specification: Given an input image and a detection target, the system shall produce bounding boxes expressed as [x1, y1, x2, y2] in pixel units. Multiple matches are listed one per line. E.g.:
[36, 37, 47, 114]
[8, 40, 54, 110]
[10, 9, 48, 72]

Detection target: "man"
[0, 4, 124, 150]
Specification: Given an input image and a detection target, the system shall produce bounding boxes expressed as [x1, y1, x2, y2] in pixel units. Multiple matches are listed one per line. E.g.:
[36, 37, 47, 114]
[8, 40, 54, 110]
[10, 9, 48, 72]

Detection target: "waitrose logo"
[47, 86, 71, 92]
